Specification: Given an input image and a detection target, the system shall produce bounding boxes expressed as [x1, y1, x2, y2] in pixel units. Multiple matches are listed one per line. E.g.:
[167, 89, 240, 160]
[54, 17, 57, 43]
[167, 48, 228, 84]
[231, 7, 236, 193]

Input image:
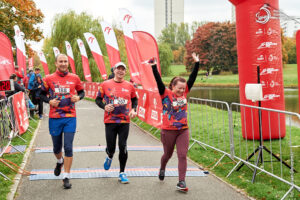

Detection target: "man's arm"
[95, 96, 105, 109]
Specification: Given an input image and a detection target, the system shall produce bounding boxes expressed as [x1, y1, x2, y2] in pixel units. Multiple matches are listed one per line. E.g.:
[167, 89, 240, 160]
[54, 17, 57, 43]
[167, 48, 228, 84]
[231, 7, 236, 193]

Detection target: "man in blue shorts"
[40, 54, 85, 189]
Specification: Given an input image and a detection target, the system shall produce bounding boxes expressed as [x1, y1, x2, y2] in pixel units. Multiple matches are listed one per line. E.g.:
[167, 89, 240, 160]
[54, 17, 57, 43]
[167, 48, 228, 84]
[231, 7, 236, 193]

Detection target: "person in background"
[32, 75, 44, 119]
[150, 53, 200, 192]
[14, 65, 24, 86]
[5, 73, 35, 109]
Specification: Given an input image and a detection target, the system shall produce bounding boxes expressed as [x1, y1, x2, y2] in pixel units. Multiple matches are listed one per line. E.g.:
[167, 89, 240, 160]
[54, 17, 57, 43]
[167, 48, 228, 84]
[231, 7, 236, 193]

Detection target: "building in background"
[280, 16, 300, 37]
[154, 0, 184, 38]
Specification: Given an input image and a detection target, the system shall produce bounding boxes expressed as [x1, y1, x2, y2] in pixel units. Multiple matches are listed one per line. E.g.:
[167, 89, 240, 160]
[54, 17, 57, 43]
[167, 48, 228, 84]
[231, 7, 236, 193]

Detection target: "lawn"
[0, 117, 39, 200]
[131, 103, 300, 200]
[161, 64, 298, 87]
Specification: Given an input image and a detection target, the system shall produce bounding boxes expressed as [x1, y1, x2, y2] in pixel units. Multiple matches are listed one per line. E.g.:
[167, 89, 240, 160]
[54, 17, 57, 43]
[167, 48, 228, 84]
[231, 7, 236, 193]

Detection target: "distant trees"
[0, 0, 44, 57]
[158, 22, 191, 65]
[282, 35, 296, 64]
[185, 22, 237, 74]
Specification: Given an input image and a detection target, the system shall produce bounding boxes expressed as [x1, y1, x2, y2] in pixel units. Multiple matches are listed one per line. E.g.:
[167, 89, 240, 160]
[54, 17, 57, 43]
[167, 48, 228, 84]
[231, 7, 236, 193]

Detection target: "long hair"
[168, 76, 186, 90]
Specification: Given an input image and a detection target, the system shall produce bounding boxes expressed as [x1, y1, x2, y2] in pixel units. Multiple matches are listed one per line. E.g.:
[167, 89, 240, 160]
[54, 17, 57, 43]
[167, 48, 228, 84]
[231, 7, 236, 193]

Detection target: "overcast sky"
[29, 0, 300, 51]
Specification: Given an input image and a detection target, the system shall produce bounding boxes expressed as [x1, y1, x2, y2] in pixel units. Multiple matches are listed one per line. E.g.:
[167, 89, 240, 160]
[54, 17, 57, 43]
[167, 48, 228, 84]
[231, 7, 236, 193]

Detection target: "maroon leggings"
[160, 129, 189, 181]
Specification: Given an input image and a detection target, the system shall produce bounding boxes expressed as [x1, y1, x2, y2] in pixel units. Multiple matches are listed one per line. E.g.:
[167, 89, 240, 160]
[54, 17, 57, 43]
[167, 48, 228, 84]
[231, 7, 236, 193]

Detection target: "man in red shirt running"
[96, 62, 137, 184]
[40, 54, 85, 189]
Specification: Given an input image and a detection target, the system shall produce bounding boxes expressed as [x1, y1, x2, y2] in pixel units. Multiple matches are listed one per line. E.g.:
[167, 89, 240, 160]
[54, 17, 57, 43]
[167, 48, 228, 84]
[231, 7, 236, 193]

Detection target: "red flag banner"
[38, 51, 50, 75]
[12, 92, 29, 134]
[84, 32, 107, 80]
[0, 32, 15, 80]
[133, 31, 161, 91]
[119, 8, 141, 84]
[65, 41, 76, 74]
[77, 39, 92, 82]
[100, 21, 121, 68]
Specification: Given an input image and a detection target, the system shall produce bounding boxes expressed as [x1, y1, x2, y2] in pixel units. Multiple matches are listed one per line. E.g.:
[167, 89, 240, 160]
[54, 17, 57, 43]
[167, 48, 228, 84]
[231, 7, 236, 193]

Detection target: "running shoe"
[63, 178, 72, 189]
[54, 158, 64, 176]
[104, 157, 112, 170]
[176, 181, 188, 192]
[158, 169, 165, 181]
[119, 172, 129, 184]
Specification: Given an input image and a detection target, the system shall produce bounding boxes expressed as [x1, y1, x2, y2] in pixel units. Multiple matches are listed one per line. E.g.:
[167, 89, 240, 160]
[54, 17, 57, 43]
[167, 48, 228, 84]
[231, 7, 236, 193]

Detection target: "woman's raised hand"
[192, 52, 199, 62]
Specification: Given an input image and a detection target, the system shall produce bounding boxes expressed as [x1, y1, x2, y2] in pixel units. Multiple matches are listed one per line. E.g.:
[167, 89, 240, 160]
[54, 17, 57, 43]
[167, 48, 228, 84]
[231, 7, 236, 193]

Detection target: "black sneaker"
[63, 178, 72, 189]
[176, 181, 188, 192]
[158, 169, 165, 181]
[54, 159, 64, 176]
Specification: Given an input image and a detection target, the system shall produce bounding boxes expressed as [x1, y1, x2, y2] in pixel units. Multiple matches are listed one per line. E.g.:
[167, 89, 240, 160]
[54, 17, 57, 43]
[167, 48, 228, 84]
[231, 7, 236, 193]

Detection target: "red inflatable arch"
[229, 0, 285, 139]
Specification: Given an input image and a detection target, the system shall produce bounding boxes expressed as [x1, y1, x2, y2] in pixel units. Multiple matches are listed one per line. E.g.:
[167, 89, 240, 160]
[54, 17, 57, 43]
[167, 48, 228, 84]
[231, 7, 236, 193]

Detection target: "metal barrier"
[0, 92, 30, 181]
[227, 103, 300, 199]
[188, 97, 235, 168]
[187, 98, 300, 199]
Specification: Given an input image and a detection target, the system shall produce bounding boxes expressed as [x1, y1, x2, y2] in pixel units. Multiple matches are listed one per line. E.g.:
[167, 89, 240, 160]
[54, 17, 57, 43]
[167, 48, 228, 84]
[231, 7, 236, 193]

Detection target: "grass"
[131, 103, 300, 200]
[161, 64, 298, 88]
[0, 116, 39, 200]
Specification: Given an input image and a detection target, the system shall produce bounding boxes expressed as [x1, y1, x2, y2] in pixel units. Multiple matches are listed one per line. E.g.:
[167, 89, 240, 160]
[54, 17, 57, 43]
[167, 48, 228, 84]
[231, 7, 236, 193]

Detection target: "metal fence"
[187, 98, 300, 200]
[0, 92, 29, 181]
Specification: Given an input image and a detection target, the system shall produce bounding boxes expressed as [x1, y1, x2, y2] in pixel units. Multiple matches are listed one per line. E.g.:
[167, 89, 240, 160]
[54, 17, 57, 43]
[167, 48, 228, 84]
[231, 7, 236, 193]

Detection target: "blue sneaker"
[103, 157, 112, 170]
[119, 172, 129, 184]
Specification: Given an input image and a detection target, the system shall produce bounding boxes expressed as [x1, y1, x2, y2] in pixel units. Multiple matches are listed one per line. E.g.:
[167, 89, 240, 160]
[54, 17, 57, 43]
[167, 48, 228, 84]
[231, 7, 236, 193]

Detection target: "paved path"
[15, 100, 249, 200]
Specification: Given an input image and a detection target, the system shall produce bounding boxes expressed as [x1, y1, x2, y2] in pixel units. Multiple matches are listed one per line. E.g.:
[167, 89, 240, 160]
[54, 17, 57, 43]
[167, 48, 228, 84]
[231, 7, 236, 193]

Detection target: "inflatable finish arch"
[229, 0, 285, 139]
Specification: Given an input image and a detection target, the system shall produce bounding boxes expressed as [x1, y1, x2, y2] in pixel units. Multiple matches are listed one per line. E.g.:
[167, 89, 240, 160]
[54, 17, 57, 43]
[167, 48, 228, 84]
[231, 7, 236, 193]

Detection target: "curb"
[131, 120, 254, 200]
[7, 119, 42, 200]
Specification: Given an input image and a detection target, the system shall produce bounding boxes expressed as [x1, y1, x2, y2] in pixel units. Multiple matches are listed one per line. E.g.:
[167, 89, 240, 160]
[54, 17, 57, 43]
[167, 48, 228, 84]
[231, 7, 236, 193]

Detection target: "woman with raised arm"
[150, 53, 199, 192]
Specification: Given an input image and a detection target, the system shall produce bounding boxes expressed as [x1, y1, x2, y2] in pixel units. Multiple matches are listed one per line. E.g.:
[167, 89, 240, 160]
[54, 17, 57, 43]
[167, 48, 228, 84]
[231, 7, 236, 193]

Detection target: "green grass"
[162, 64, 298, 87]
[0, 116, 39, 200]
[131, 104, 300, 200]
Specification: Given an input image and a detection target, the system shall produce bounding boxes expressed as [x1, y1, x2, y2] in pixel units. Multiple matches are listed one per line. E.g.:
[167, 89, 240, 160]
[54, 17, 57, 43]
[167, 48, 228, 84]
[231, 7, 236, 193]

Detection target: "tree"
[158, 23, 178, 50]
[43, 11, 112, 82]
[158, 43, 173, 76]
[185, 22, 237, 74]
[282, 36, 296, 64]
[0, 0, 44, 57]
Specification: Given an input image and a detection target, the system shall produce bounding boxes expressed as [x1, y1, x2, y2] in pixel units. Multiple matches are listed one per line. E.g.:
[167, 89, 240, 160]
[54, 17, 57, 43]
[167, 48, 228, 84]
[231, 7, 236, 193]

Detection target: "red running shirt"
[160, 85, 189, 130]
[42, 71, 83, 118]
[97, 79, 136, 123]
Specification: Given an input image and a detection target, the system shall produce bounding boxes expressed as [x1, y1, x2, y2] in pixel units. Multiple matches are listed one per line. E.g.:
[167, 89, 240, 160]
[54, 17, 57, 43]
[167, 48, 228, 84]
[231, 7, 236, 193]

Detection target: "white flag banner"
[53, 47, 60, 57]
[100, 21, 121, 68]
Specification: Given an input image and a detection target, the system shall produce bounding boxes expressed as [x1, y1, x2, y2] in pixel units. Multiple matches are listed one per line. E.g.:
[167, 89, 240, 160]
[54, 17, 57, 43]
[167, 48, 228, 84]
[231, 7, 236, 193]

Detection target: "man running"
[95, 62, 137, 184]
[40, 54, 85, 189]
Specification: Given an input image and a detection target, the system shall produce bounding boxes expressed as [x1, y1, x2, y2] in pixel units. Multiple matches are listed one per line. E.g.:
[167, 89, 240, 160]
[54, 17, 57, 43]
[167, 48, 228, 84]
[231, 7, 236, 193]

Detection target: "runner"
[40, 54, 85, 189]
[150, 52, 199, 192]
[95, 61, 137, 184]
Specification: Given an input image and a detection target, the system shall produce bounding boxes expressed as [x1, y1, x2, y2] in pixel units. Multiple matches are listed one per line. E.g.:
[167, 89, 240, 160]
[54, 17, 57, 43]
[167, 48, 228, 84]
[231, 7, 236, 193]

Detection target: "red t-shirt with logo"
[42, 71, 83, 118]
[161, 85, 189, 130]
[97, 79, 136, 123]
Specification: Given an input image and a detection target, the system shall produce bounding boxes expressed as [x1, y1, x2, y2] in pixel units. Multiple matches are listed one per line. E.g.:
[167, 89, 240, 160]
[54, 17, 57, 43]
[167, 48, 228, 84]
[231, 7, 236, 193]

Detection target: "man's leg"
[63, 132, 75, 174]
[105, 123, 118, 158]
[51, 133, 64, 176]
[104, 123, 118, 170]
[117, 123, 129, 173]
[117, 123, 129, 183]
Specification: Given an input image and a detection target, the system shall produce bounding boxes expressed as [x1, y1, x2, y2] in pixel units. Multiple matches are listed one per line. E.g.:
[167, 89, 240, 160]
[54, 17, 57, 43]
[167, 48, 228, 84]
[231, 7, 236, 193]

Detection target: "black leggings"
[105, 123, 129, 172]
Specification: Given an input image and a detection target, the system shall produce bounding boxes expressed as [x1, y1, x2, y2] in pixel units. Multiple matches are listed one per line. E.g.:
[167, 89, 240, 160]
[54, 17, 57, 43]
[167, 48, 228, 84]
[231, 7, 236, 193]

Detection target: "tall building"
[154, 0, 184, 38]
[280, 16, 300, 37]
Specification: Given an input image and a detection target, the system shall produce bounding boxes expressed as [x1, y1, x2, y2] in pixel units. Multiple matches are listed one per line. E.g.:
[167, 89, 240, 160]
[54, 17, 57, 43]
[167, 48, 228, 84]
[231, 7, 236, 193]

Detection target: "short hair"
[55, 54, 68, 62]
[10, 73, 17, 80]
[34, 67, 40, 71]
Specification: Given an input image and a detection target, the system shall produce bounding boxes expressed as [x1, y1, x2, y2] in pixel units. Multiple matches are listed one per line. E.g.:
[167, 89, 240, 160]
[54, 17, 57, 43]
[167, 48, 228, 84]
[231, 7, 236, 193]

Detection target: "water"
[188, 87, 300, 127]
[188, 87, 299, 113]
